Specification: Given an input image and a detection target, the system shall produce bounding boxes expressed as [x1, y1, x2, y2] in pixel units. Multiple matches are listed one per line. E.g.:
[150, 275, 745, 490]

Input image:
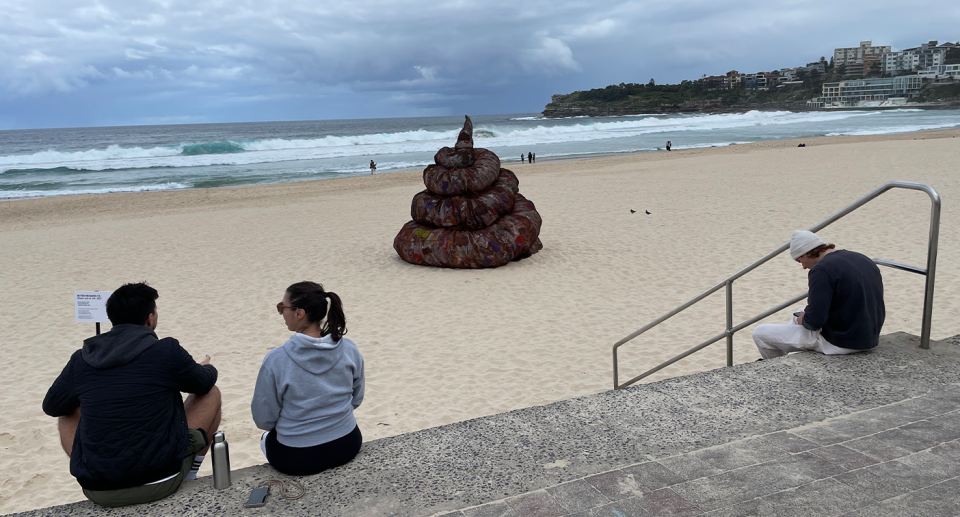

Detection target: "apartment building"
[807, 75, 923, 108]
[882, 41, 952, 76]
[883, 51, 916, 75]
[779, 68, 798, 82]
[834, 41, 892, 73]
[918, 64, 960, 80]
[862, 52, 884, 77]
[803, 62, 826, 74]
[704, 70, 741, 90]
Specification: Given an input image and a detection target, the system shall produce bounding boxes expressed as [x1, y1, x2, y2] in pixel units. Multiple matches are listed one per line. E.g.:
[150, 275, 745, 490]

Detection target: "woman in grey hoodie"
[251, 281, 364, 476]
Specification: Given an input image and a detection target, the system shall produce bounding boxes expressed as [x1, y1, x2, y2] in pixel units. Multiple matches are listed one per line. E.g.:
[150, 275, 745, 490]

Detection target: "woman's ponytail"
[322, 291, 347, 342]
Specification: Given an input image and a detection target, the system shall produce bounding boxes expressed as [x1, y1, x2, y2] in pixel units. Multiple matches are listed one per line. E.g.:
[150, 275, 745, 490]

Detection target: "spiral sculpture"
[394, 116, 543, 268]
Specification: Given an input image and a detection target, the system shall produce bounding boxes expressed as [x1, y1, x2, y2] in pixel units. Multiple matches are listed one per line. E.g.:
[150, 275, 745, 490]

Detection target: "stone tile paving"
[445, 390, 960, 517]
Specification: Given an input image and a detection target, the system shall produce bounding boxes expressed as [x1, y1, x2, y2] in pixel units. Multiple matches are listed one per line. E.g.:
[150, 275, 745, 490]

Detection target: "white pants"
[752, 309, 864, 360]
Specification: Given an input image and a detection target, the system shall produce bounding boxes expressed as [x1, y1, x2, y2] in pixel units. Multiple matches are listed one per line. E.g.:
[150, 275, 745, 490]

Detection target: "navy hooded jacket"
[42, 325, 217, 491]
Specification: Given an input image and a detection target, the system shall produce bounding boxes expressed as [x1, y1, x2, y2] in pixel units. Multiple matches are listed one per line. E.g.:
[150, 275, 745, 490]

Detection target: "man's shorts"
[82, 428, 207, 508]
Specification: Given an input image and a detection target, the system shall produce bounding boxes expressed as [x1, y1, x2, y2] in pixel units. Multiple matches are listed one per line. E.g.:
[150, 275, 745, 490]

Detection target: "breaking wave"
[3, 108, 957, 200]
[0, 110, 878, 174]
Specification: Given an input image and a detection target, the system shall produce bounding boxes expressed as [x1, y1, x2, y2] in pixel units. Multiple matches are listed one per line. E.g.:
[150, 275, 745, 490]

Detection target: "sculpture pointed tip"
[455, 115, 474, 149]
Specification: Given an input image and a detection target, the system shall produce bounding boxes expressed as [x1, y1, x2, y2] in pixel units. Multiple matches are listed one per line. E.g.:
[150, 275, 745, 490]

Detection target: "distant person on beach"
[42, 282, 221, 507]
[252, 281, 364, 476]
[521, 154, 525, 163]
[752, 231, 885, 360]
[666, 141, 672, 151]
[528, 152, 532, 163]
[532, 152, 536, 163]
[370, 160, 377, 174]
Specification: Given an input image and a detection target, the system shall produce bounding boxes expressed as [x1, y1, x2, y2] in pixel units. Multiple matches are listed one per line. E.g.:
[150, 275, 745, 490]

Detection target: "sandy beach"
[2, 129, 959, 514]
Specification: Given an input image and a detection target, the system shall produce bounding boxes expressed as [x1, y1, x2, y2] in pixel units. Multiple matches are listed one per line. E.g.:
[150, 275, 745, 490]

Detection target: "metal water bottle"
[212, 430, 232, 489]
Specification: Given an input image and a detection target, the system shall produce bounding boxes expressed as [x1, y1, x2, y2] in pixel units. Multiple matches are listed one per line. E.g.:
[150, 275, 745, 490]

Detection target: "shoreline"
[3, 117, 959, 206]
[2, 127, 958, 232]
[2, 126, 959, 514]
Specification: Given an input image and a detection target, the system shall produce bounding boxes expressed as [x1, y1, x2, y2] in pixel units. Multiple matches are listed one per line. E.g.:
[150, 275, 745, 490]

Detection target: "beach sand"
[1, 129, 959, 514]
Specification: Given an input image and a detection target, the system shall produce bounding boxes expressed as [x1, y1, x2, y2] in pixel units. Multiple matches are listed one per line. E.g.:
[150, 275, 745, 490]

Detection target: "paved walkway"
[9, 332, 960, 516]
[444, 389, 960, 516]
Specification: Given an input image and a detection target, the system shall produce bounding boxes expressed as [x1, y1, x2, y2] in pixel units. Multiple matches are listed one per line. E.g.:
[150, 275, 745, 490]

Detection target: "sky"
[1, 0, 957, 129]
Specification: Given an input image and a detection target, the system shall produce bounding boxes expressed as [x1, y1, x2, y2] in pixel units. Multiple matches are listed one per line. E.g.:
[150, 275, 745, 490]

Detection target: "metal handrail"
[613, 181, 941, 390]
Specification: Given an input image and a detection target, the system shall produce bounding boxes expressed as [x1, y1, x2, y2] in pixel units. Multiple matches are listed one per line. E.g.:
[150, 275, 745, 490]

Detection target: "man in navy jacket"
[43, 283, 221, 507]
[752, 230, 885, 360]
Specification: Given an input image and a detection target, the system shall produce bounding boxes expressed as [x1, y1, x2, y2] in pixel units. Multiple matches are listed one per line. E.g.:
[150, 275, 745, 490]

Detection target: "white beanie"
[790, 230, 826, 260]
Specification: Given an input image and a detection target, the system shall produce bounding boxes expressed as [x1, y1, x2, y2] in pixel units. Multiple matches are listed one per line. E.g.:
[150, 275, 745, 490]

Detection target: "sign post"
[75, 291, 112, 335]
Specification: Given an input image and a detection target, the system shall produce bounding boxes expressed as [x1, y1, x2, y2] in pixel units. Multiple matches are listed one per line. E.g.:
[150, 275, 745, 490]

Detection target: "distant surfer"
[370, 160, 377, 174]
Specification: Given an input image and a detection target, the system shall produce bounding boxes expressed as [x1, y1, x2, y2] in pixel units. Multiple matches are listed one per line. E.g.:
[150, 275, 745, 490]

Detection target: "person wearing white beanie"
[789, 230, 825, 261]
[752, 230, 886, 360]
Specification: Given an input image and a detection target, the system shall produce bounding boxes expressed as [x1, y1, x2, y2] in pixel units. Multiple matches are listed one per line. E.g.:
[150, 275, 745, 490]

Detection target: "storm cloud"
[0, 0, 956, 128]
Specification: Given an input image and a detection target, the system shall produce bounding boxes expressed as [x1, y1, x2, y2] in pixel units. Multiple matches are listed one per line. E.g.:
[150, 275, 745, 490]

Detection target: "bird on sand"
[630, 209, 636, 213]
[645, 210, 652, 215]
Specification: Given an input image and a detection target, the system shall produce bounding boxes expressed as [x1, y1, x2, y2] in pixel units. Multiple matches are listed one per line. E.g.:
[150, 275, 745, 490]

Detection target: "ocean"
[1, 109, 959, 200]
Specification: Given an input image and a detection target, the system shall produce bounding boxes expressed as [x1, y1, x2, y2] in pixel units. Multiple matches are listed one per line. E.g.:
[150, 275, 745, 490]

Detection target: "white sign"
[75, 291, 112, 323]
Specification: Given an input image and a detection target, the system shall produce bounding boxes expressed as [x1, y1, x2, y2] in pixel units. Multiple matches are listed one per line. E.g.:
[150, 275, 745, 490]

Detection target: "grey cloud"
[1, 0, 611, 96]
[0, 0, 956, 126]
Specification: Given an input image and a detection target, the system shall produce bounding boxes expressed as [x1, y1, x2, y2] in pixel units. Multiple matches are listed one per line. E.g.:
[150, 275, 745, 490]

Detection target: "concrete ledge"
[9, 332, 960, 516]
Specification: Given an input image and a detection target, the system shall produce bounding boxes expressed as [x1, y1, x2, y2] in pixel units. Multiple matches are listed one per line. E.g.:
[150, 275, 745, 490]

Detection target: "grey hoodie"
[251, 333, 364, 447]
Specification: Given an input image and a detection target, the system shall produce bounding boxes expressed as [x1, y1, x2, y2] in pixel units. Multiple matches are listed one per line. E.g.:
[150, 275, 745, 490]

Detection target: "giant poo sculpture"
[394, 116, 543, 268]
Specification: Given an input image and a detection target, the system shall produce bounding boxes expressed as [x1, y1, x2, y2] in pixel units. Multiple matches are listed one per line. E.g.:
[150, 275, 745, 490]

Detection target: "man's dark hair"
[804, 243, 836, 259]
[106, 282, 159, 325]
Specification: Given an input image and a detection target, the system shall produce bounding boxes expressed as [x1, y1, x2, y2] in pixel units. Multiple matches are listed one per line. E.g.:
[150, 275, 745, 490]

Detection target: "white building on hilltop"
[882, 41, 953, 76]
[917, 64, 960, 80]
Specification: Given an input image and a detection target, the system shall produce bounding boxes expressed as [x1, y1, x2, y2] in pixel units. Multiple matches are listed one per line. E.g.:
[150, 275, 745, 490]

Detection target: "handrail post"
[613, 344, 619, 390]
[726, 281, 733, 367]
[920, 189, 941, 349]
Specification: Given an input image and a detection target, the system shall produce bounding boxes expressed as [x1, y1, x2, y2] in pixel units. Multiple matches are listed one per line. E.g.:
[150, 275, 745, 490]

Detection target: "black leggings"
[264, 425, 362, 476]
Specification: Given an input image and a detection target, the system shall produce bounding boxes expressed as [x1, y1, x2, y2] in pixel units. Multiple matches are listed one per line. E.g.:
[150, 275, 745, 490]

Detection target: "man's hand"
[199, 355, 211, 366]
[796, 312, 805, 325]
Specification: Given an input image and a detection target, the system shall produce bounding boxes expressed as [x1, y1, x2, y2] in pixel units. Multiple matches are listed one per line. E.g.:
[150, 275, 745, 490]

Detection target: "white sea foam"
[0, 182, 191, 200]
[241, 128, 457, 151]
[0, 110, 940, 175]
[0, 145, 181, 168]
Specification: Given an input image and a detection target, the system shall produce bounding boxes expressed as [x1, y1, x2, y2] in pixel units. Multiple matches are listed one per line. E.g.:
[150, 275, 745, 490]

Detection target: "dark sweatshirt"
[802, 250, 885, 350]
[42, 325, 217, 491]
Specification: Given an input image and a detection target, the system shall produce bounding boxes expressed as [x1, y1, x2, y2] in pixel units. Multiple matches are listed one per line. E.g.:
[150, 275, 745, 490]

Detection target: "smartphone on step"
[245, 487, 269, 508]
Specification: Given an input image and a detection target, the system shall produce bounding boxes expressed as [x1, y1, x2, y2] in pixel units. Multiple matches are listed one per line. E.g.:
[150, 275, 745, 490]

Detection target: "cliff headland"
[542, 93, 812, 118]
[542, 80, 960, 118]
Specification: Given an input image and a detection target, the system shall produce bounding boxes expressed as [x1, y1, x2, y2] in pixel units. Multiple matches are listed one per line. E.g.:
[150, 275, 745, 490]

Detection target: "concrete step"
[449, 387, 960, 516]
[9, 332, 960, 517]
